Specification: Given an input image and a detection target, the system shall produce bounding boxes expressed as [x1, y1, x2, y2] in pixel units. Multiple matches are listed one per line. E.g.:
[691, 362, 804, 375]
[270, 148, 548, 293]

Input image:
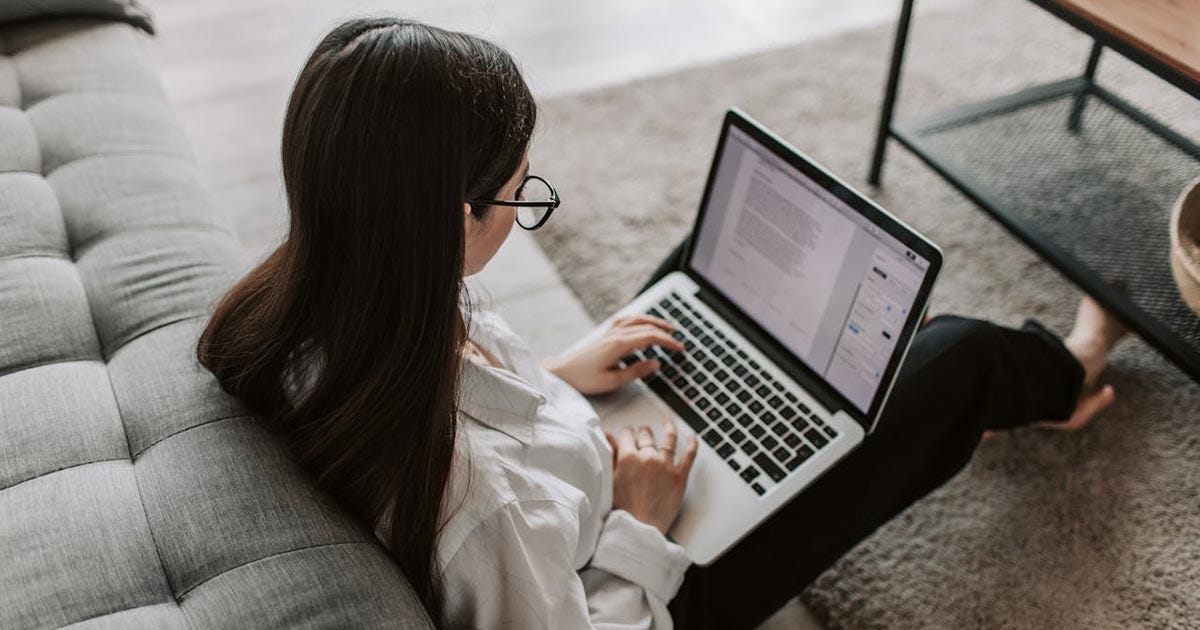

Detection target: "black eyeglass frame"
[468, 174, 560, 230]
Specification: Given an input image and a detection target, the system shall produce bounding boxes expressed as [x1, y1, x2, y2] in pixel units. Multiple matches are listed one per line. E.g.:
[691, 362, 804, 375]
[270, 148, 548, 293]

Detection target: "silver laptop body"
[574, 109, 943, 565]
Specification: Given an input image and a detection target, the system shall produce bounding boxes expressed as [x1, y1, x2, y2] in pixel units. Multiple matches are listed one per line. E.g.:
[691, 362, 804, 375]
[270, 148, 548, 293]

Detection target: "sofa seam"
[83, 284, 181, 605]
[57, 600, 181, 630]
[176, 540, 372, 600]
[0, 457, 126, 493]
[44, 149, 193, 179]
[72, 221, 237, 261]
[0, 251, 71, 262]
[104, 313, 207, 362]
[0, 355, 103, 380]
[132, 414, 249, 461]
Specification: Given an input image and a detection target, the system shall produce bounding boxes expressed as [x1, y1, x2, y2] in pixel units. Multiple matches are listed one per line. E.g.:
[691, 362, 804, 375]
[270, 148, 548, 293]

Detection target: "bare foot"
[1064, 296, 1128, 388]
[1035, 296, 1128, 431]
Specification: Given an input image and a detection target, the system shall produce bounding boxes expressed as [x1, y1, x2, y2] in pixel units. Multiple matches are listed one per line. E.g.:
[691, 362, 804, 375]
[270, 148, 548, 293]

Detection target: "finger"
[676, 434, 699, 476]
[636, 425, 656, 450]
[661, 419, 679, 454]
[618, 426, 637, 453]
[603, 359, 659, 390]
[615, 327, 685, 354]
[606, 432, 620, 467]
[614, 314, 675, 333]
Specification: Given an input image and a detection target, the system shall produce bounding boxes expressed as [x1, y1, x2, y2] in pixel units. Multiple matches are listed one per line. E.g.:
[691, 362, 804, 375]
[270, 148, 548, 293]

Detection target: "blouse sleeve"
[442, 500, 690, 630]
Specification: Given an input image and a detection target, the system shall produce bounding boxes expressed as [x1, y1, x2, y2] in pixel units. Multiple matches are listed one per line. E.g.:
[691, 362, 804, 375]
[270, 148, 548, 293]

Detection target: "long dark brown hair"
[197, 17, 536, 624]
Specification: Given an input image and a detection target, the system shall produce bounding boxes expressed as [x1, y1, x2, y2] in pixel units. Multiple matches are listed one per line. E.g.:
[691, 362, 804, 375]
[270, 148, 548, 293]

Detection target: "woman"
[198, 17, 1126, 630]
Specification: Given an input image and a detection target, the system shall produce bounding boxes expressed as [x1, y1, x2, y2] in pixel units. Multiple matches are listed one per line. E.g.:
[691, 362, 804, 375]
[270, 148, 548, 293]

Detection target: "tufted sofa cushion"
[0, 19, 432, 629]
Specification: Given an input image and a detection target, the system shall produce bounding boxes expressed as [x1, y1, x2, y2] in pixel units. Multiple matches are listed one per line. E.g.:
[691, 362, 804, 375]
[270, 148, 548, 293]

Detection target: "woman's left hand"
[542, 315, 684, 395]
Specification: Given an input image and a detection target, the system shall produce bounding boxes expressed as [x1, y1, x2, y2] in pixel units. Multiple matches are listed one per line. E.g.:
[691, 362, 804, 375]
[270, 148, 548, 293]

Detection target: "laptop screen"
[689, 125, 932, 414]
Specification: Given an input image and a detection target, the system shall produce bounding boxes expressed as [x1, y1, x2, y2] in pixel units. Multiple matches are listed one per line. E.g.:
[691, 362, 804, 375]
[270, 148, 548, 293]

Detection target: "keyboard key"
[671, 375, 688, 388]
[694, 372, 708, 384]
[784, 433, 802, 447]
[700, 335, 713, 346]
[733, 365, 748, 377]
[714, 329, 726, 340]
[712, 345, 726, 357]
[767, 395, 783, 407]
[804, 428, 828, 448]
[721, 355, 736, 367]
[785, 446, 814, 470]
[780, 407, 797, 420]
[823, 426, 838, 439]
[706, 408, 721, 421]
[748, 359, 760, 370]
[685, 386, 699, 399]
[683, 339, 696, 351]
[743, 441, 760, 456]
[703, 382, 717, 394]
[702, 430, 722, 447]
[761, 435, 779, 450]
[717, 418, 734, 432]
[716, 443, 735, 458]
[770, 422, 788, 436]
[749, 425, 766, 438]
[753, 453, 786, 482]
[729, 429, 746, 443]
[703, 360, 718, 371]
[729, 459, 742, 471]
[784, 392, 798, 403]
[681, 361, 696, 373]
[752, 482, 766, 495]
[728, 403, 742, 415]
[714, 369, 729, 380]
[762, 411, 776, 423]
[714, 392, 730, 405]
[798, 402, 811, 414]
[755, 385, 772, 398]
[737, 350, 749, 359]
[773, 446, 790, 462]
[728, 381, 742, 393]
[737, 414, 753, 427]
[745, 374, 760, 387]
[695, 350, 708, 361]
[697, 398, 711, 411]
[748, 400, 764, 414]
[736, 391, 752, 403]
[762, 372, 774, 383]
[740, 467, 761, 483]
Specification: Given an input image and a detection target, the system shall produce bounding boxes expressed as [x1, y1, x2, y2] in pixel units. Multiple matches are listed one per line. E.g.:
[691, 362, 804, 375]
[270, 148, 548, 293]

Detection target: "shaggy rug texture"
[530, 1, 1200, 628]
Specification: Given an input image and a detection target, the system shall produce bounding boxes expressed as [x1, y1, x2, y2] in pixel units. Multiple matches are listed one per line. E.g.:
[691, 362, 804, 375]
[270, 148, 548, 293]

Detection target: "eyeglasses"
[468, 174, 560, 231]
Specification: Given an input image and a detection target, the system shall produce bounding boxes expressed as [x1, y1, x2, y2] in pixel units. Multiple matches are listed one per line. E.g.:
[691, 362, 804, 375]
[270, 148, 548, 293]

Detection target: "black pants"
[642, 239, 1085, 630]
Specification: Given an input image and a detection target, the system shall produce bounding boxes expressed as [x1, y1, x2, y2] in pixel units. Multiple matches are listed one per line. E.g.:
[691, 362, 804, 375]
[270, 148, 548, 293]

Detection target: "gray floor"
[146, 1, 965, 626]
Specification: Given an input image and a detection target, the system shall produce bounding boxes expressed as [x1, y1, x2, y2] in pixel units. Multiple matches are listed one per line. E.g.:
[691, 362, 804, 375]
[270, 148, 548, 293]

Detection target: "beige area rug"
[530, 2, 1200, 628]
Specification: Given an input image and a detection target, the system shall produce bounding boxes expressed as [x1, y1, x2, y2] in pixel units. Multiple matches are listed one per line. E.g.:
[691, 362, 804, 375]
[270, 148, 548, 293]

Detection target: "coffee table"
[868, 0, 1200, 382]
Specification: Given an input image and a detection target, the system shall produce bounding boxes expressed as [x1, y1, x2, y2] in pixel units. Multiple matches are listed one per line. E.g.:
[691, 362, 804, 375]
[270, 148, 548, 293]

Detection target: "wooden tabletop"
[1051, 0, 1200, 87]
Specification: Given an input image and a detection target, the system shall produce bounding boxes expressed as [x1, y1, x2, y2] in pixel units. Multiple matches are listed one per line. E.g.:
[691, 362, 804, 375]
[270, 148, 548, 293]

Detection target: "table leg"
[868, 0, 917, 186]
[1068, 41, 1103, 133]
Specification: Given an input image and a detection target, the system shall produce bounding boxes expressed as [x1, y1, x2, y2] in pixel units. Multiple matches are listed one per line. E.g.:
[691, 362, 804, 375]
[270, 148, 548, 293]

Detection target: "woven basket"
[1171, 177, 1200, 316]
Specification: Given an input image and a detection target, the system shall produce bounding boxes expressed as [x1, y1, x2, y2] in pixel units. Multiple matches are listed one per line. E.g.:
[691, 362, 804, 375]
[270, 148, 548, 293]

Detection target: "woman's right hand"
[606, 420, 699, 534]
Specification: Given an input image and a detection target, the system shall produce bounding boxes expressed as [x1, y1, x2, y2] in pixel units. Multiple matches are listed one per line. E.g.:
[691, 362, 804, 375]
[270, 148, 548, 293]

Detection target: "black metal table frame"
[867, 0, 1200, 382]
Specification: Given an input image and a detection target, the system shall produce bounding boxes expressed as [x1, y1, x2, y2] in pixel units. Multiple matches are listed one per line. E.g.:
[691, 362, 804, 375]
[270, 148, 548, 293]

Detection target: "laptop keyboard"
[619, 291, 839, 496]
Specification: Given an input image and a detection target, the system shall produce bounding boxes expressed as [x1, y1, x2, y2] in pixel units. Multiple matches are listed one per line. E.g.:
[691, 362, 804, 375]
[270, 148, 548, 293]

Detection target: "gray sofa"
[0, 15, 431, 629]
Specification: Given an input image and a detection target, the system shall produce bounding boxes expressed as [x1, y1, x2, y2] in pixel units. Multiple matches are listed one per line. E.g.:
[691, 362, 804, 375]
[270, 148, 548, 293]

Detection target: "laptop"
[573, 109, 943, 565]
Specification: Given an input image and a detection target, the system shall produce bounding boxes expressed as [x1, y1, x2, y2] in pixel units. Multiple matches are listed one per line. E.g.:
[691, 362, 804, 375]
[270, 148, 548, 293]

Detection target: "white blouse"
[434, 310, 691, 629]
